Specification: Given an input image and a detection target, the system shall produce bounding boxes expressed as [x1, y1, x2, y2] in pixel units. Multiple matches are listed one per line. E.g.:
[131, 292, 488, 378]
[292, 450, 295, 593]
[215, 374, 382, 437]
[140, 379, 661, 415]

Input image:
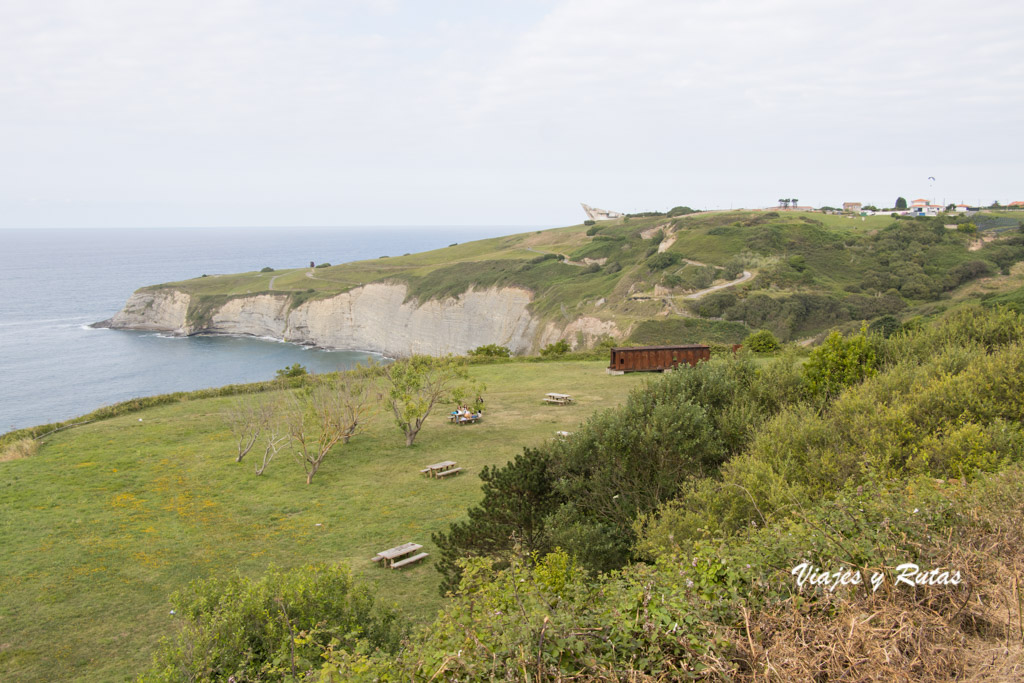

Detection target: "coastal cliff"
[97, 283, 572, 357]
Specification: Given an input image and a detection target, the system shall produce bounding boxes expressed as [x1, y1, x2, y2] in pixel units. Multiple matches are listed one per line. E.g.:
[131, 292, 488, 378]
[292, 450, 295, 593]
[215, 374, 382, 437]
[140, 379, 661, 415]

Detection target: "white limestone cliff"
[98, 282, 571, 357]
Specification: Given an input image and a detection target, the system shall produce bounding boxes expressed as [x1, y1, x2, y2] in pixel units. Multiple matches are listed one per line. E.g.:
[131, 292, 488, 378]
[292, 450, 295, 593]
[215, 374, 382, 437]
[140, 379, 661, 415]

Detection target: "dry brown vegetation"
[0, 438, 37, 462]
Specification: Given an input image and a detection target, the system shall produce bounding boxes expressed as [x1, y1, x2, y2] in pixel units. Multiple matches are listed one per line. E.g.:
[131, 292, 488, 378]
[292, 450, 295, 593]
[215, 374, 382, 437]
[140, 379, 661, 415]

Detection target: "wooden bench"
[455, 415, 481, 425]
[435, 467, 463, 478]
[372, 542, 422, 566]
[391, 552, 429, 569]
[544, 393, 574, 405]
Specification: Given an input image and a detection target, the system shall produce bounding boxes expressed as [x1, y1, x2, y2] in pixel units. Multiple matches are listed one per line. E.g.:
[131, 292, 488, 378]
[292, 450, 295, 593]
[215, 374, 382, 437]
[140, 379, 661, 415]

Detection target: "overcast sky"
[1, 0, 1021, 228]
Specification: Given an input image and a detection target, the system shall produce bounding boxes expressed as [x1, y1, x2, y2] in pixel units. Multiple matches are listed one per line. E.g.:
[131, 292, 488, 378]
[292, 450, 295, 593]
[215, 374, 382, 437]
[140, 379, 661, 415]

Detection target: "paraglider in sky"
[928, 176, 936, 186]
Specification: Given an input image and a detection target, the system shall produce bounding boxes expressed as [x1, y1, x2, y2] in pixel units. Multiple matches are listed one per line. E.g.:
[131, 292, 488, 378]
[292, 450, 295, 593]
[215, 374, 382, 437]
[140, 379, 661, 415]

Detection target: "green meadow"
[0, 360, 644, 682]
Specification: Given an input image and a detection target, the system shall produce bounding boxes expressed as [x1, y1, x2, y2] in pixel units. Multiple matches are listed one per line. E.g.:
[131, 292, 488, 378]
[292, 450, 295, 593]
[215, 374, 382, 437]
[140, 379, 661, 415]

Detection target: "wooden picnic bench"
[421, 460, 459, 477]
[543, 392, 574, 405]
[449, 411, 483, 424]
[435, 467, 463, 478]
[372, 542, 428, 569]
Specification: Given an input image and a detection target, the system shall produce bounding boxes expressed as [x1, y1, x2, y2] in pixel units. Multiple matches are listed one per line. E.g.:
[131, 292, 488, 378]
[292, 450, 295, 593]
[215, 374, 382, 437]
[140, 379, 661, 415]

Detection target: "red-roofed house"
[1009, 201, 1024, 207]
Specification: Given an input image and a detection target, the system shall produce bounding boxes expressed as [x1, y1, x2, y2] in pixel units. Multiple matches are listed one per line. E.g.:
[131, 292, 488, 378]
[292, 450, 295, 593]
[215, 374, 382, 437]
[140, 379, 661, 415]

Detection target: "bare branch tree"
[225, 395, 275, 462]
[255, 406, 289, 476]
[285, 373, 378, 484]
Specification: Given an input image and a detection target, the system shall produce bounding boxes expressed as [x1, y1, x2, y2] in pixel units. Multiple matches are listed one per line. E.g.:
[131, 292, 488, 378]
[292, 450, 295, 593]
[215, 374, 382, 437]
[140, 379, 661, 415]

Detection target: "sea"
[0, 226, 539, 432]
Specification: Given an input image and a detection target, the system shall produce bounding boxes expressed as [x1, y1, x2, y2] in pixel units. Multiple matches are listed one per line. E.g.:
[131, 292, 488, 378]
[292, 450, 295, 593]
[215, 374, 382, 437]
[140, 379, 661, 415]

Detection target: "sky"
[1, 0, 1022, 228]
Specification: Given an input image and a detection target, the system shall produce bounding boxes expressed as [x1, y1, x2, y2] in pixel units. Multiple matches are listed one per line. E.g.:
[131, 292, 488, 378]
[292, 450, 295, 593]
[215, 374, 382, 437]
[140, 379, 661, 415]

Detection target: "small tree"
[803, 328, 877, 400]
[744, 329, 780, 353]
[286, 374, 375, 483]
[276, 363, 308, 379]
[255, 405, 289, 476]
[895, 197, 908, 210]
[226, 395, 276, 463]
[382, 355, 480, 447]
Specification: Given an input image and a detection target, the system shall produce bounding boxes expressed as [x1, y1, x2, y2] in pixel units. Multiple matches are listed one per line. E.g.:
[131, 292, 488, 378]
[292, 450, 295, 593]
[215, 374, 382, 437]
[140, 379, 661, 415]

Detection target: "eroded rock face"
[208, 295, 291, 339]
[99, 290, 192, 333]
[285, 283, 540, 357]
[100, 283, 548, 356]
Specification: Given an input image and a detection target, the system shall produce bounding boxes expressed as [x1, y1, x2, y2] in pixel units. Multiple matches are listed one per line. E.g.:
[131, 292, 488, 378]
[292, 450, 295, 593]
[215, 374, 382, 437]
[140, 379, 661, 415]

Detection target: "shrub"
[803, 329, 877, 400]
[646, 252, 680, 270]
[315, 262, 331, 268]
[540, 339, 571, 357]
[275, 363, 308, 379]
[583, 262, 601, 274]
[667, 205, 697, 217]
[260, 266, 274, 273]
[584, 220, 597, 227]
[468, 344, 511, 358]
[868, 314, 901, 338]
[744, 329, 780, 353]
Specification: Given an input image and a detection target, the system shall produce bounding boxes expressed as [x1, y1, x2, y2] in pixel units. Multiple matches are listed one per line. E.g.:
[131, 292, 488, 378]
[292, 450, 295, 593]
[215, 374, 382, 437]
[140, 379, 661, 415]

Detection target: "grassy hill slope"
[0, 361, 644, 682]
[139, 210, 1024, 346]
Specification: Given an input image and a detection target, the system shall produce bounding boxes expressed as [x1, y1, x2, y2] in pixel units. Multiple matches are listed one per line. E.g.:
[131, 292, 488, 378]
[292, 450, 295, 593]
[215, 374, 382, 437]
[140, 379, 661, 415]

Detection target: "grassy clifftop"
[143, 210, 1024, 344]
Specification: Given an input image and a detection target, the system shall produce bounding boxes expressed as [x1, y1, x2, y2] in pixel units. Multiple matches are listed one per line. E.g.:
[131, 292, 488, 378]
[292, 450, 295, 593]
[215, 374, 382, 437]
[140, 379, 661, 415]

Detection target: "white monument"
[581, 203, 623, 221]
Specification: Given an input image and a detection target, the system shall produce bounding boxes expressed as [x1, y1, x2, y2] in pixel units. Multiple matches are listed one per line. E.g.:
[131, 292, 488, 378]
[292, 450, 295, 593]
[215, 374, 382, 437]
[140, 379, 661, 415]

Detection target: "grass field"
[0, 361, 645, 682]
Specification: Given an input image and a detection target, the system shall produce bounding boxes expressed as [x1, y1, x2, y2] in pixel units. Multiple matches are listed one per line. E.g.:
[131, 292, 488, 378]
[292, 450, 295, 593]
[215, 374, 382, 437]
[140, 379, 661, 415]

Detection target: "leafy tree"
[260, 266, 274, 273]
[142, 563, 401, 681]
[667, 205, 697, 217]
[803, 328, 877, 400]
[895, 196, 908, 210]
[432, 448, 562, 594]
[276, 363, 308, 379]
[957, 222, 978, 234]
[744, 329, 780, 353]
[382, 355, 479, 446]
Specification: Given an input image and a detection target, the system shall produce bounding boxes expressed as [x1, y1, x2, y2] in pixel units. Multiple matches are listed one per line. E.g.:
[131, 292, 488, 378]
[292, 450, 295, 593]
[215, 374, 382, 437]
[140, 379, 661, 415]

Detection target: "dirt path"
[684, 270, 754, 300]
[267, 274, 280, 290]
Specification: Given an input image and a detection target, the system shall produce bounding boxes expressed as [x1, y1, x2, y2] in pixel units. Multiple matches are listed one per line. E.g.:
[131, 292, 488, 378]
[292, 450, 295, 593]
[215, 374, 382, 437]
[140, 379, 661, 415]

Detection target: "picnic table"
[543, 392, 575, 405]
[420, 460, 463, 478]
[449, 410, 483, 424]
[371, 542, 429, 569]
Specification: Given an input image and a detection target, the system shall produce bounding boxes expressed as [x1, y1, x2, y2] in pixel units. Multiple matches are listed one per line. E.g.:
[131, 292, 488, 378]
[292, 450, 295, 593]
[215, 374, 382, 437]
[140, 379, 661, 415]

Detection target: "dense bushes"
[433, 353, 806, 587]
[327, 466, 1024, 680]
[142, 563, 402, 681]
[467, 343, 511, 358]
[646, 252, 680, 269]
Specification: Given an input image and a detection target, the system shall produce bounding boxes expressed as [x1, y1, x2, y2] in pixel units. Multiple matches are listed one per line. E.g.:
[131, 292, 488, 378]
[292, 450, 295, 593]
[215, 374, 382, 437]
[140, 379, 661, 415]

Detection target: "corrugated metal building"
[608, 345, 710, 373]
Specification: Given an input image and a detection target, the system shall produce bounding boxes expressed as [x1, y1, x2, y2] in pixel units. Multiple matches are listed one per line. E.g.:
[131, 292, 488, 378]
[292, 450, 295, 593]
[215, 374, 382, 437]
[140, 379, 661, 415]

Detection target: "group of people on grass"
[451, 397, 484, 423]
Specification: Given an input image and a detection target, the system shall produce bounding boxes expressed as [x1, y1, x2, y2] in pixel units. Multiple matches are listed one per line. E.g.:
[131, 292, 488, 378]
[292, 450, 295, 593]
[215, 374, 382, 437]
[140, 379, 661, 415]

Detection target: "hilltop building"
[843, 202, 862, 213]
[581, 203, 623, 221]
[910, 198, 945, 216]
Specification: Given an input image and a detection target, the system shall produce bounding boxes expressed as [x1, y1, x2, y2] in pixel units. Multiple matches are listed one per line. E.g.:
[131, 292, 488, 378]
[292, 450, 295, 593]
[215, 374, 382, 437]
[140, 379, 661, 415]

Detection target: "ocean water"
[0, 225, 537, 431]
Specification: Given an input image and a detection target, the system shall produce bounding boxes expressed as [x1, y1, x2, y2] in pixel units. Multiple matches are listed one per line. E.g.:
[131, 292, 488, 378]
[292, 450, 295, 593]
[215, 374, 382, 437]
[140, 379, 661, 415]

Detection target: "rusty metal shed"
[608, 345, 710, 373]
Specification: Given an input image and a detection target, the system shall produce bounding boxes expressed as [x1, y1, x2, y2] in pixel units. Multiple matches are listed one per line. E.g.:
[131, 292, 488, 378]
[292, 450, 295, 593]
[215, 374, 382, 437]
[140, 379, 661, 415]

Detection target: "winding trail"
[684, 270, 754, 299]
